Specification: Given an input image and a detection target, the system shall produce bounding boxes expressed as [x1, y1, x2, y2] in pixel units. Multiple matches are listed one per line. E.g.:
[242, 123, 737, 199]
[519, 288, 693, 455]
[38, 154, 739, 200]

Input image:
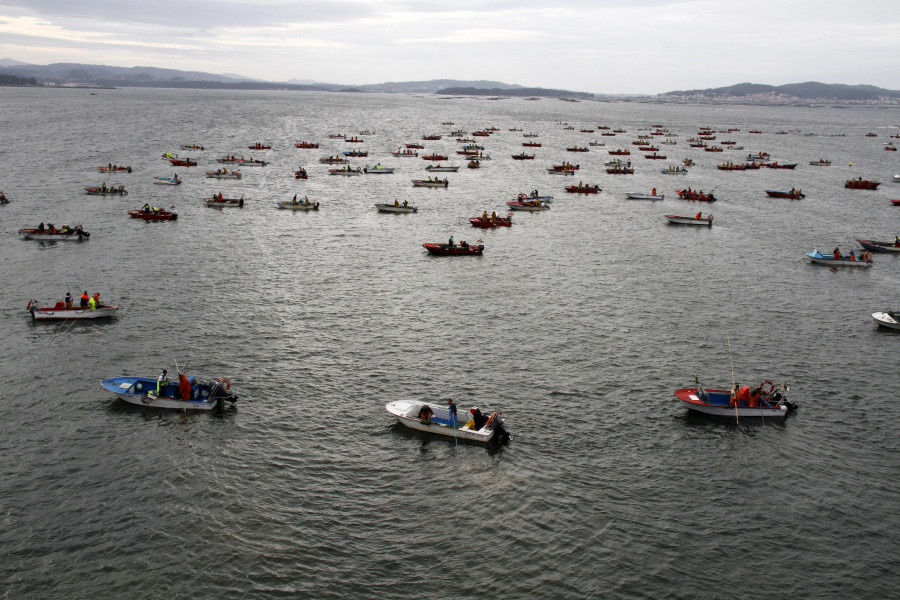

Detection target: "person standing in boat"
[447, 399, 457, 427]
[833, 247, 841, 260]
[88, 293, 97, 310]
[448, 236, 455, 247]
[157, 370, 168, 397]
[80, 291, 89, 308]
[38, 222, 45, 233]
[65, 292, 73, 309]
[92, 292, 101, 307]
[894, 235, 899, 247]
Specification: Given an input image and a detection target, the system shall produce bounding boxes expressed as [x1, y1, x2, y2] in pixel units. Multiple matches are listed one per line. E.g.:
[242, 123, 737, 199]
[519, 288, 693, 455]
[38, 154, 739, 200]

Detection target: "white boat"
[101, 375, 237, 411]
[546, 169, 576, 176]
[665, 214, 713, 226]
[627, 192, 664, 200]
[506, 200, 550, 211]
[27, 298, 117, 321]
[203, 196, 244, 207]
[277, 198, 319, 211]
[386, 400, 509, 443]
[806, 249, 872, 267]
[205, 170, 242, 179]
[375, 203, 417, 213]
[363, 165, 395, 174]
[674, 385, 794, 419]
[154, 176, 182, 185]
[425, 165, 459, 172]
[872, 311, 900, 330]
[19, 225, 90, 241]
[238, 159, 268, 167]
[893, 174, 900, 182]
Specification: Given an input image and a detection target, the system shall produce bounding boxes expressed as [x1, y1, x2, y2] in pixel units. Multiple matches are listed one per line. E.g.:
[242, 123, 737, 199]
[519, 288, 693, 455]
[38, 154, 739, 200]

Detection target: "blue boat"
[101, 374, 237, 410]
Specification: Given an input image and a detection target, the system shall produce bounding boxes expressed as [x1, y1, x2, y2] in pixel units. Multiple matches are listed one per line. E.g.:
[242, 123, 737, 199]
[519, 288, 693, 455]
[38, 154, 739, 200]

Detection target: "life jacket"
[739, 385, 750, 406]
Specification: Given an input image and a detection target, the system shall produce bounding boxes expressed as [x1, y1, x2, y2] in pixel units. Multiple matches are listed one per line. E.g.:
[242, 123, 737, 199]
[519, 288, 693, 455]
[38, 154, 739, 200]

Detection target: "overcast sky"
[1, 0, 898, 94]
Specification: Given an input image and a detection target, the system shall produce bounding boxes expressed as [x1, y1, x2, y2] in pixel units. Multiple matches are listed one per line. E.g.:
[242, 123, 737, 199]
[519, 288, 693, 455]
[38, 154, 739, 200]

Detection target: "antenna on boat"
[727, 335, 738, 424]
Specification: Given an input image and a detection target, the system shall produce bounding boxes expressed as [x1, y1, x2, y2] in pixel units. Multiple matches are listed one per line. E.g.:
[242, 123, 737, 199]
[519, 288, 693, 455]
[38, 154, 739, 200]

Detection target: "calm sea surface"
[0, 88, 898, 599]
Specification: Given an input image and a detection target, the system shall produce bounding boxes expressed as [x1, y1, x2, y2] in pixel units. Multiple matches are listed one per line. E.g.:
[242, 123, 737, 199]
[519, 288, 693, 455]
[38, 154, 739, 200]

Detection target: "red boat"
[522, 142, 542, 147]
[406, 143, 424, 149]
[565, 184, 601, 194]
[891, 199, 900, 206]
[845, 178, 880, 189]
[765, 189, 805, 199]
[512, 153, 535, 160]
[128, 207, 178, 221]
[601, 132, 616, 136]
[606, 166, 634, 174]
[638, 146, 659, 152]
[608, 149, 630, 155]
[248, 143, 271, 150]
[566, 147, 589, 152]
[676, 189, 717, 202]
[644, 153, 667, 159]
[704, 147, 723, 152]
[345, 137, 364, 143]
[422, 154, 448, 161]
[216, 156, 243, 163]
[295, 142, 319, 148]
[551, 163, 579, 171]
[423, 241, 484, 255]
[469, 215, 512, 228]
[98, 165, 132, 173]
[170, 158, 197, 167]
[295, 168, 308, 180]
[886, 146, 897, 151]
[343, 150, 368, 157]
[763, 162, 797, 169]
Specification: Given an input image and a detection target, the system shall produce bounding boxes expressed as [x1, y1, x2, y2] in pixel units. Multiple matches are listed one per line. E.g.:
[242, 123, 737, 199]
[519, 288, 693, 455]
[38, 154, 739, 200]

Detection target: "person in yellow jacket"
[88, 295, 97, 310]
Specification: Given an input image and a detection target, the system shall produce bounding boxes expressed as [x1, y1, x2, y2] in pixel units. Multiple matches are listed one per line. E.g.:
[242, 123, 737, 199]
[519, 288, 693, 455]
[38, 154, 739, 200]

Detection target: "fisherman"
[178, 372, 192, 401]
[448, 236, 454, 247]
[38, 222, 45, 233]
[80, 290, 89, 307]
[447, 399, 457, 427]
[156, 369, 168, 397]
[65, 292, 73, 309]
[88, 293, 97, 310]
[293, 194, 299, 205]
[833, 247, 841, 260]
[91, 292, 100, 307]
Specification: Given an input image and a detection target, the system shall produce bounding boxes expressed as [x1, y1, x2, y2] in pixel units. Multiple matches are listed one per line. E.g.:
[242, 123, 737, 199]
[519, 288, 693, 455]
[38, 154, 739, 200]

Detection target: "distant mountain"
[0, 58, 33, 67]
[663, 81, 900, 101]
[435, 86, 593, 99]
[0, 61, 250, 85]
[358, 79, 521, 94]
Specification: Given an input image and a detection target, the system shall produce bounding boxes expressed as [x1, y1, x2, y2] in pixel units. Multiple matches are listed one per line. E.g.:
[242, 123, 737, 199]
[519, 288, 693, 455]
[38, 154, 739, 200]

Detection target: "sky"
[1, 0, 899, 95]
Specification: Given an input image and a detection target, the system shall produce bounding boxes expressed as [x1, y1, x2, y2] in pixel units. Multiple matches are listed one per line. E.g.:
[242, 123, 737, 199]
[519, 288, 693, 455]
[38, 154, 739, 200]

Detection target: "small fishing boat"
[392, 149, 418, 157]
[892, 199, 900, 206]
[676, 189, 716, 202]
[343, 150, 369, 157]
[523, 142, 542, 147]
[180, 144, 204, 150]
[205, 169, 242, 179]
[327, 133, 345, 139]
[84, 185, 127, 195]
[169, 158, 197, 167]
[704, 146, 724, 153]
[606, 166, 635, 174]
[766, 189, 805, 199]
[216, 156, 244, 163]
[644, 153, 667, 159]
[277, 198, 319, 211]
[626, 191, 664, 200]
[319, 156, 349, 164]
[344, 136, 364, 143]
[506, 200, 550, 211]
[717, 163, 746, 171]
[806, 249, 872, 266]
[423, 241, 484, 255]
[101, 374, 237, 411]
[425, 165, 459, 172]
[550, 163, 579, 171]
[809, 159, 831, 166]
[512, 153, 536, 160]
[665, 213, 713, 226]
[872, 311, 900, 330]
[27, 297, 116, 321]
[0, 190, 7, 204]
[845, 178, 880, 190]
[128, 206, 178, 221]
[660, 166, 688, 174]
[154, 175, 182, 185]
[588, 140, 605, 146]
[19, 224, 90, 240]
[328, 167, 362, 176]
[565, 184, 601, 194]
[239, 158, 268, 167]
[674, 383, 794, 419]
[762, 162, 798, 169]
[566, 146, 589, 152]
[363, 164, 395, 174]
[97, 165, 132, 173]
[248, 143, 271, 150]
[375, 202, 417, 213]
[547, 168, 576, 176]
[412, 179, 448, 187]
[467, 160, 480, 169]
[608, 149, 630, 155]
[295, 141, 319, 148]
[857, 239, 900, 254]
[386, 400, 508, 443]
[469, 214, 512, 228]
[422, 153, 448, 161]
[203, 196, 244, 207]
[423, 134, 442, 141]
[295, 168, 308, 179]
[638, 146, 660, 152]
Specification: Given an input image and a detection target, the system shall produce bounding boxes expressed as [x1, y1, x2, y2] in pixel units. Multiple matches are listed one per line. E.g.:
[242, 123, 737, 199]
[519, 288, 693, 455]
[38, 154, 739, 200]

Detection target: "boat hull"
[665, 215, 713, 226]
[857, 239, 900, 253]
[386, 400, 499, 442]
[375, 204, 417, 213]
[806, 251, 872, 266]
[101, 376, 235, 411]
[30, 305, 118, 320]
[19, 229, 90, 240]
[674, 388, 790, 419]
[423, 242, 483, 255]
[626, 193, 664, 200]
[128, 210, 177, 221]
[872, 312, 900, 329]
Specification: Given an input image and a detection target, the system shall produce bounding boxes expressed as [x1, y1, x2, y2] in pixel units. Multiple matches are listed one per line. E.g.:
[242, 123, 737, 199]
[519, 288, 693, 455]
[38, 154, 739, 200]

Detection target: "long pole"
[727, 336, 739, 424]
